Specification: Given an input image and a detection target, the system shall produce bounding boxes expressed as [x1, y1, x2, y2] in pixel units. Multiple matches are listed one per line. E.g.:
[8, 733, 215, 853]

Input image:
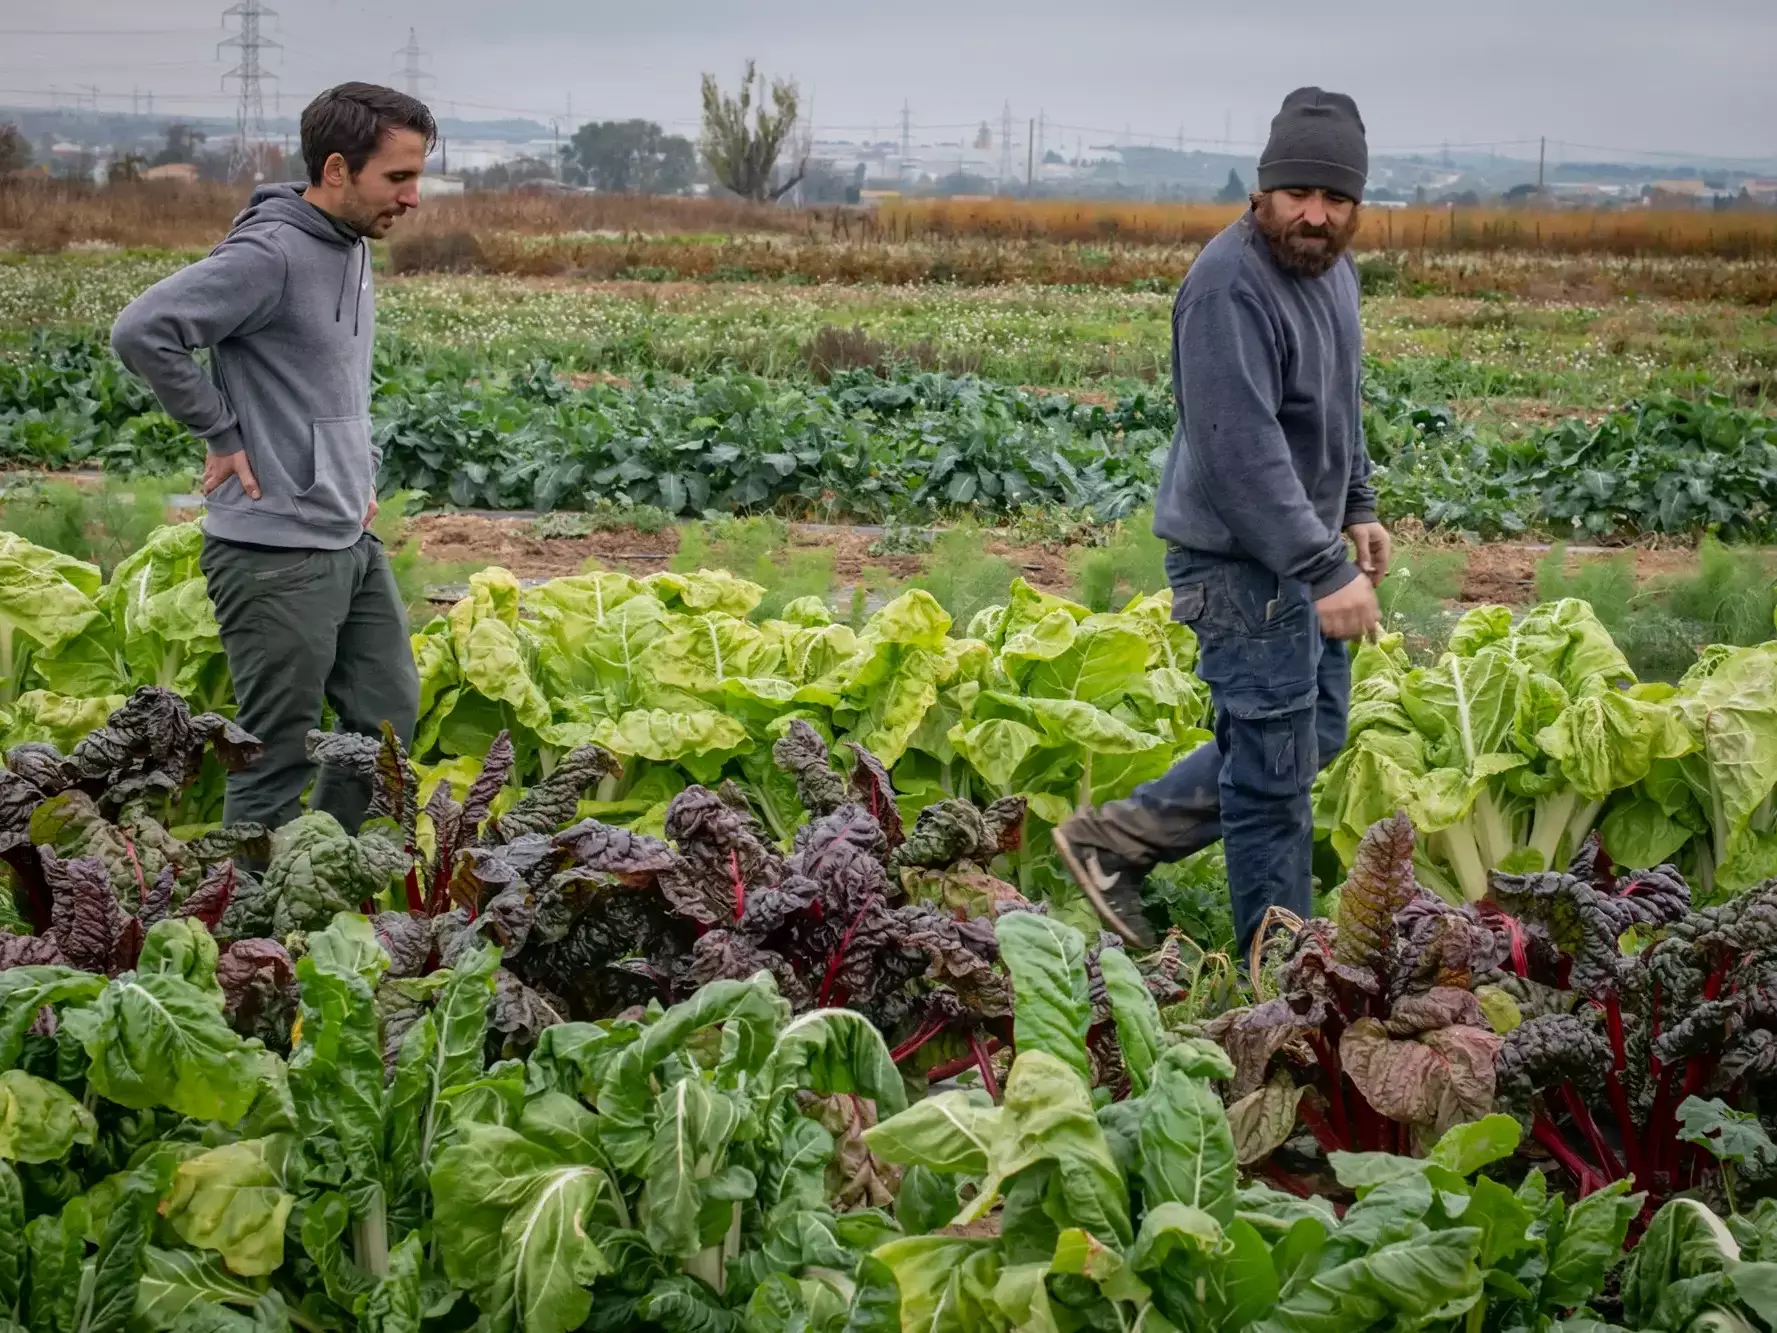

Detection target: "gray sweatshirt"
[111, 183, 377, 550]
[1152, 211, 1376, 599]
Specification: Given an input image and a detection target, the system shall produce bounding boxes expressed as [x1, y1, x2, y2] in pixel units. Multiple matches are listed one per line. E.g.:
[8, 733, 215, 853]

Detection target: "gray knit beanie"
[1258, 87, 1368, 201]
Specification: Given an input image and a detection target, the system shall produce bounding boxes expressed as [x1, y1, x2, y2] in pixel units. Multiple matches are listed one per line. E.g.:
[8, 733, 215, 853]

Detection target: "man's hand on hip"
[363, 498, 378, 528]
[1346, 521, 1392, 587]
[201, 449, 260, 500]
[1315, 574, 1381, 640]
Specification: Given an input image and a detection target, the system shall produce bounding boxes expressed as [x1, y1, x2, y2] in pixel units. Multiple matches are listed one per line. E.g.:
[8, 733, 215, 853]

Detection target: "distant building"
[1646, 178, 1708, 198]
[418, 174, 464, 198]
[141, 163, 200, 184]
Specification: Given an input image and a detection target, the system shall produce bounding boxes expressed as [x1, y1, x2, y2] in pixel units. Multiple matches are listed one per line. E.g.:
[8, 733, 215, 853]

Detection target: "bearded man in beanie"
[1053, 87, 1388, 959]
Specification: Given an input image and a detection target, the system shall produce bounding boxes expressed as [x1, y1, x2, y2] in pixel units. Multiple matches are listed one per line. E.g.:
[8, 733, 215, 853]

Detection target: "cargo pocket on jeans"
[1203, 562, 1318, 719]
[1239, 710, 1313, 800]
[1170, 582, 1206, 625]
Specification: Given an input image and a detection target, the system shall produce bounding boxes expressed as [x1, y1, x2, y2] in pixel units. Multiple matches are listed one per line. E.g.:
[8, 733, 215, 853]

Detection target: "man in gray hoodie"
[111, 82, 433, 833]
[1053, 88, 1389, 960]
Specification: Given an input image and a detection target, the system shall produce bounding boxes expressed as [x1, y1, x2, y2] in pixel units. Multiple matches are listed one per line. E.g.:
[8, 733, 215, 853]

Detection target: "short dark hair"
[300, 82, 436, 184]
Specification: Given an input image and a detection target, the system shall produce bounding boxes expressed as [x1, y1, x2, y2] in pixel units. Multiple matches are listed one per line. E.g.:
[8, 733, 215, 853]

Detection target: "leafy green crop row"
[1, 837, 1772, 1333]
[7, 331, 1777, 535]
[1367, 377, 1777, 540]
[16, 520, 1777, 923]
[10, 552, 1777, 1328]
[371, 353, 1164, 519]
[0, 332, 1166, 521]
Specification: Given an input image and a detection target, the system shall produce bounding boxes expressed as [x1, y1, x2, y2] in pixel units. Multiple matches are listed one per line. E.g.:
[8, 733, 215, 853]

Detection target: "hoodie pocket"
[297, 415, 373, 530]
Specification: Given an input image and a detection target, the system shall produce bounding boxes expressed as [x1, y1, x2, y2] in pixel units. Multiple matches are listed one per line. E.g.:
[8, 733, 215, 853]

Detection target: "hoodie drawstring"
[334, 247, 351, 324]
[333, 240, 366, 336]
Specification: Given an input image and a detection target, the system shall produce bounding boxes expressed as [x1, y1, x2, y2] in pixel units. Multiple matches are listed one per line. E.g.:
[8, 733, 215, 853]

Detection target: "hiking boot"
[1052, 815, 1159, 948]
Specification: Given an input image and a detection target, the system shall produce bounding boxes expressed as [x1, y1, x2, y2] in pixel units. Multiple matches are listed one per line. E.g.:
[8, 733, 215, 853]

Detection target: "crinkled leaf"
[429, 1123, 623, 1333]
[995, 912, 1091, 1088]
[1333, 812, 1417, 973]
[957, 1050, 1131, 1247]
[1227, 1074, 1306, 1167]
[1339, 1016, 1503, 1138]
[160, 1137, 296, 1277]
[1140, 1039, 1238, 1225]
[864, 1090, 996, 1175]
[0, 1068, 96, 1162]
[82, 970, 263, 1123]
[1098, 945, 1163, 1095]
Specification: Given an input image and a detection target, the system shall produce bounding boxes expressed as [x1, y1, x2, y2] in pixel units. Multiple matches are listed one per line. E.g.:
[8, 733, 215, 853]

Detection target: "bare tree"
[699, 60, 805, 202]
[0, 123, 30, 179]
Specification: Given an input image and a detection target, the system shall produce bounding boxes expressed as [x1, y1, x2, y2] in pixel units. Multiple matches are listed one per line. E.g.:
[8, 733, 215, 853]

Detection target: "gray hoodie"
[1152, 212, 1376, 599]
[111, 182, 377, 550]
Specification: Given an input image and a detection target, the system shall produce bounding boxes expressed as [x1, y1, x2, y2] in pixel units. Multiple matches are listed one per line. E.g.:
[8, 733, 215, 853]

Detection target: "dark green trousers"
[200, 533, 419, 832]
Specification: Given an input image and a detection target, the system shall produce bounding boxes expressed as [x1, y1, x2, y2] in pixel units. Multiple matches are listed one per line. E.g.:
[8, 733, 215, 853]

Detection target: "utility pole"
[998, 100, 1013, 185]
[1537, 135, 1546, 193]
[1026, 117, 1034, 194]
[900, 99, 911, 182]
[220, 0, 281, 182]
[79, 84, 100, 112]
[393, 28, 432, 100]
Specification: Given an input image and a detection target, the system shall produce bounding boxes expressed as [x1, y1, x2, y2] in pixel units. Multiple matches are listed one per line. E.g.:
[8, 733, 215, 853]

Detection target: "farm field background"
[10, 188, 1777, 843]
[12, 191, 1777, 1330]
[5, 187, 1777, 570]
[10, 191, 1777, 582]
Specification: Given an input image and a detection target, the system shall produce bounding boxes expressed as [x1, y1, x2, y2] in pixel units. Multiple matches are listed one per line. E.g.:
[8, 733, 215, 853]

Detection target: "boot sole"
[1052, 825, 1152, 947]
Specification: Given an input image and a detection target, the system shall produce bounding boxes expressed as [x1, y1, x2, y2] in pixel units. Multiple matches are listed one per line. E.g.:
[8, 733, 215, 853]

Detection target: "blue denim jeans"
[1121, 549, 1350, 956]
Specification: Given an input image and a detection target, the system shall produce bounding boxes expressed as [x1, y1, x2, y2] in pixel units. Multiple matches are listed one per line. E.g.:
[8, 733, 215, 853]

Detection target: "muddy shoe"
[1052, 816, 1158, 948]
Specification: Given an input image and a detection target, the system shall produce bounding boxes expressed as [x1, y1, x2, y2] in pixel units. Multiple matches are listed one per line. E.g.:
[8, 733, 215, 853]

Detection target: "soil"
[407, 512, 1722, 611]
[409, 513, 678, 579]
[1019, 385, 1121, 409]
[559, 370, 633, 390]
[405, 513, 1075, 592]
[1447, 397, 1606, 430]
[1457, 541, 1700, 606]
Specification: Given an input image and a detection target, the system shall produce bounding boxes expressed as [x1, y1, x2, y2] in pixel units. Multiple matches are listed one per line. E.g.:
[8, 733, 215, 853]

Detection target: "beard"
[1252, 194, 1363, 278]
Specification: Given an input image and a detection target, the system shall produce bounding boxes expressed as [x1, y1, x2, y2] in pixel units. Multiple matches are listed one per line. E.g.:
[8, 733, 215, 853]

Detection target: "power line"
[1548, 138, 1777, 167]
[6, 75, 1771, 171]
[0, 27, 214, 36]
[218, 0, 279, 180]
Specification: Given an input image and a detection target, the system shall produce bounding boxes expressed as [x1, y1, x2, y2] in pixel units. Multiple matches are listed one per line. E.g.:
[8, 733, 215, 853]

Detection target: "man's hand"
[1315, 575, 1381, 640]
[201, 449, 260, 500]
[363, 498, 378, 528]
[1347, 521, 1392, 587]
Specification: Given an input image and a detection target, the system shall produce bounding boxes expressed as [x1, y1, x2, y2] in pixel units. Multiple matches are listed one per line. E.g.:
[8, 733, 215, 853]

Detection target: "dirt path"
[408, 514, 1076, 590]
[1458, 542, 1700, 605]
[407, 513, 1719, 608]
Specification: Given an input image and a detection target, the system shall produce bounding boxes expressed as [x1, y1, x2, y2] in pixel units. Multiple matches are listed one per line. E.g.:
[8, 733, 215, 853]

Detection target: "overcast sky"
[8, 0, 1776, 163]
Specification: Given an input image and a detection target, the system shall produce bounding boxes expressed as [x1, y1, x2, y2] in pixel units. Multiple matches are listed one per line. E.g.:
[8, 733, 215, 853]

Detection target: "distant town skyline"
[7, 0, 1776, 165]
